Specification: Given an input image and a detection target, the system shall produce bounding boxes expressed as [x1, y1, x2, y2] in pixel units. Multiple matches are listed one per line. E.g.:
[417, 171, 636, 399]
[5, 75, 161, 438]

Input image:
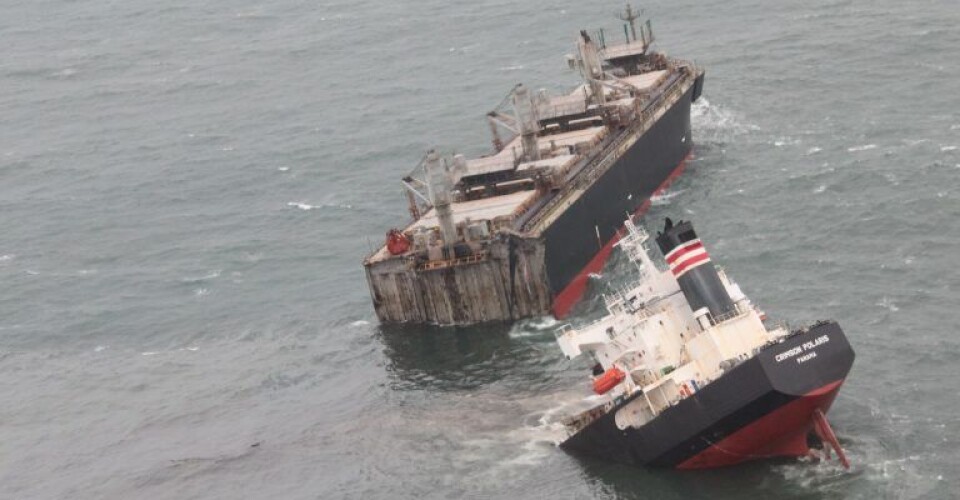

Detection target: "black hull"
[543, 79, 700, 313]
[364, 73, 705, 325]
[560, 321, 855, 468]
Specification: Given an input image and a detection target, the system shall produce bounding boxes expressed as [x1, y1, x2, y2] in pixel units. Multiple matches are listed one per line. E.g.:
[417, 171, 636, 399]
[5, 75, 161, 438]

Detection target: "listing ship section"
[541, 80, 695, 317]
[364, 12, 706, 325]
[561, 321, 854, 468]
[554, 219, 855, 469]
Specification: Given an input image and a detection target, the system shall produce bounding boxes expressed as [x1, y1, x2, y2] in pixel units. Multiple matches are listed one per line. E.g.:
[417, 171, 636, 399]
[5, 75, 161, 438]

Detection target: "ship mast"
[424, 150, 457, 249]
[511, 84, 541, 162]
[617, 3, 641, 42]
[615, 3, 655, 52]
[575, 31, 606, 106]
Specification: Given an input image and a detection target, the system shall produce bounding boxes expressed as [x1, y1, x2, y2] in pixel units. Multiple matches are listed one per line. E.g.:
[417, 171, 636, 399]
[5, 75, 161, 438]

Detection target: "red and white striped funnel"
[655, 218, 736, 321]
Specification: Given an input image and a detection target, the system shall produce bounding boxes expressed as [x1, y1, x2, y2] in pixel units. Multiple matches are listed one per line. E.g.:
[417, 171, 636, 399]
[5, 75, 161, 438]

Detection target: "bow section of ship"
[554, 218, 855, 468]
[363, 8, 706, 325]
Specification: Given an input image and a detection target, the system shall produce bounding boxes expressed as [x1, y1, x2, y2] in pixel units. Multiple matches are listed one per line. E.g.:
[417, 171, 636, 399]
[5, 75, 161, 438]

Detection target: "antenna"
[616, 3, 643, 42]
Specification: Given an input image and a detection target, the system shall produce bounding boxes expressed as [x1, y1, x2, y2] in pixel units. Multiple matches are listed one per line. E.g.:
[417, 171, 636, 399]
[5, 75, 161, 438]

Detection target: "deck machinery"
[364, 8, 706, 325]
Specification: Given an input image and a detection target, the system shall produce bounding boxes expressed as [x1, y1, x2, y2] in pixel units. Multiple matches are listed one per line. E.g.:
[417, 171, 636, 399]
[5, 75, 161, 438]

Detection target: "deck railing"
[521, 65, 699, 233]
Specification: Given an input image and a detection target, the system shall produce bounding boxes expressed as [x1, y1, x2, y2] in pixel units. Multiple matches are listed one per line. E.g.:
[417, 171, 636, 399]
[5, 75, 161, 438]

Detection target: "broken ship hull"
[365, 73, 705, 325]
[560, 321, 855, 469]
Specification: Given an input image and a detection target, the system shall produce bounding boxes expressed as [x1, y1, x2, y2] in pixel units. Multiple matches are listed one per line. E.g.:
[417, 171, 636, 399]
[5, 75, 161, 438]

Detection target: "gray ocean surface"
[2, 0, 959, 498]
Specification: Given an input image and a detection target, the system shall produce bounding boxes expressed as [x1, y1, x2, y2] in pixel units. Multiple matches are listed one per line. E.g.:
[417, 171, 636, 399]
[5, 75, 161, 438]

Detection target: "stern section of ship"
[560, 321, 855, 469]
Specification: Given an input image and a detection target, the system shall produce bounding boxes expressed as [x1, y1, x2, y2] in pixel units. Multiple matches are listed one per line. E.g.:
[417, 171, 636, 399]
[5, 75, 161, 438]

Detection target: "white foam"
[651, 189, 685, 206]
[350, 320, 370, 327]
[141, 351, 158, 356]
[773, 137, 800, 147]
[806, 147, 822, 155]
[94, 345, 108, 352]
[498, 65, 524, 71]
[509, 316, 560, 338]
[941, 146, 957, 152]
[814, 185, 827, 194]
[848, 144, 877, 152]
[690, 98, 760, 141]
[0, 254, 13, 262]
[194, 287, 209, 297]
[287, 201, 352, 211]
[277, 166, 290, 172]
[877, 296, 899, 312]
[526, 316, 559, 330]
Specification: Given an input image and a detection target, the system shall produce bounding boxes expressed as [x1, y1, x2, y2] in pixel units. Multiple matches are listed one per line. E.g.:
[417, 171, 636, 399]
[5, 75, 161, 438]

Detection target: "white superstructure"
[555, 218, 789, 432]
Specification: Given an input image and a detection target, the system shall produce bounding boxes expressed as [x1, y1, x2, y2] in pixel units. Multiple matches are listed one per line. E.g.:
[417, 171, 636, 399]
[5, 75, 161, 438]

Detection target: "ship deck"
[364, 36, 704, 267]
[368, 190, 539, 262]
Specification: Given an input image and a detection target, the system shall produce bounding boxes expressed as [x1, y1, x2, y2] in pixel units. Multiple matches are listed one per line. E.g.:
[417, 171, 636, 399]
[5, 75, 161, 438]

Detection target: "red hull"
[552, 153, 692, 319]
[678, 380, 845, 469]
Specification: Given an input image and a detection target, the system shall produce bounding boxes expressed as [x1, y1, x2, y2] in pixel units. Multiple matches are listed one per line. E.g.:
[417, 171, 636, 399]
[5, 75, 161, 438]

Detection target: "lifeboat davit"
[592, 367, 626, 395]
[386, 229, 411, 255]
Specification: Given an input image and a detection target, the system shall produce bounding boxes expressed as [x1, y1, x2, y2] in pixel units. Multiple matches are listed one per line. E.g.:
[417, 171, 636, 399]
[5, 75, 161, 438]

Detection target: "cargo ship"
[363, 6, 706, 325]
[554, 217, 855, 468]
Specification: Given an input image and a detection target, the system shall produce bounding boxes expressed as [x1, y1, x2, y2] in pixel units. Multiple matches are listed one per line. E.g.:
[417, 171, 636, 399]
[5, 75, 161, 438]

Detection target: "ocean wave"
[847, 144, 878, 152]
[181, 270, 221, 283]
[773, 137, 801, 147]
[286, 201, 353, 211]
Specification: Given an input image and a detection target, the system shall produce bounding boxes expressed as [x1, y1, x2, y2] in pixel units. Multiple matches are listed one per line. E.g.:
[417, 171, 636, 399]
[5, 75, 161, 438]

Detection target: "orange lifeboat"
[386, 229, 411, 255]
[592, 366, 626, 395]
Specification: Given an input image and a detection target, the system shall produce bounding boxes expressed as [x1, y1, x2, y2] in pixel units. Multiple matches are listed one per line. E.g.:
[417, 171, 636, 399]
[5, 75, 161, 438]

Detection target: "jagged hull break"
[363, 11, 706, 326]
[561, 322, 854, 468]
